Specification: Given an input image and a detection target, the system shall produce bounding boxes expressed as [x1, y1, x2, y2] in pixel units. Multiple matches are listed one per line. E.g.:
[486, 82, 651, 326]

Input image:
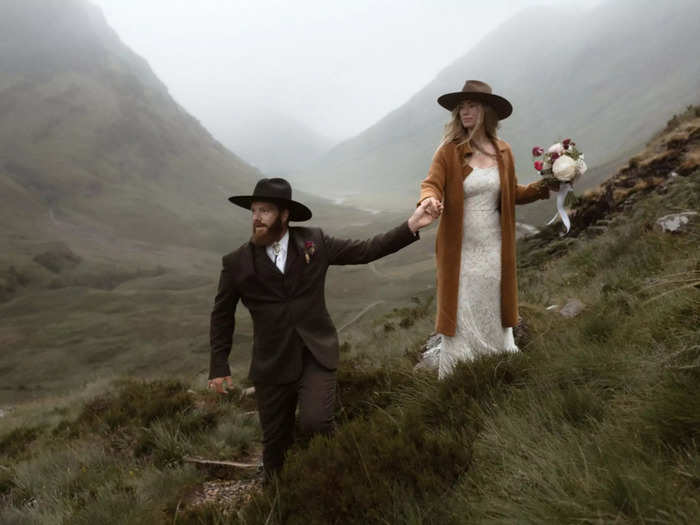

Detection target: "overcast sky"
[92, 0, 603, 143]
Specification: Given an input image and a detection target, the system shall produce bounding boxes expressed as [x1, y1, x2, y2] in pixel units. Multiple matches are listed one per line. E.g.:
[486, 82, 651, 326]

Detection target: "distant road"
[338, 300, 385, 333]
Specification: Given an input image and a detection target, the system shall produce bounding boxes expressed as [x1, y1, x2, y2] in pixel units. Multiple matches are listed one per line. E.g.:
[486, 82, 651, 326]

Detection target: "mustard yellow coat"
[419, 139, 550, 336]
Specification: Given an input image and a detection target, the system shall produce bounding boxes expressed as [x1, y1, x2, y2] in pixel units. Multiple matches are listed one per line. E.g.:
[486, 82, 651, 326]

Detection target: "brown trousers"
[254, 348, 336, 477]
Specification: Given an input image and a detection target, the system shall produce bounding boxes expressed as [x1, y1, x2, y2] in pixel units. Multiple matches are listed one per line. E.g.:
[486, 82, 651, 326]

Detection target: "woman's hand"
[543, 178, 560, 193]
[408, 198, 443, 233]
[422, 197, 444, 218]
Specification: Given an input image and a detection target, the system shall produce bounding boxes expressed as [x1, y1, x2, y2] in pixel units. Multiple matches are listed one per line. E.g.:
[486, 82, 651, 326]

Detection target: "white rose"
[552, 155, 577, 181]
[548, 143, 564, 155]
[576, 158, 588, 176]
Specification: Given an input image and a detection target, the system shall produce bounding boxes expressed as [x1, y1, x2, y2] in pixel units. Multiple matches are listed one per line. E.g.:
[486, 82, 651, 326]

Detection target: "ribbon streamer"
[546, 182, 574, 233]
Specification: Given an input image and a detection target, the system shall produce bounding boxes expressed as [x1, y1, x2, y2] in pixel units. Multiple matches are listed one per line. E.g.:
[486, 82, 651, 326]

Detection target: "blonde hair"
[440, 101, 500, 166]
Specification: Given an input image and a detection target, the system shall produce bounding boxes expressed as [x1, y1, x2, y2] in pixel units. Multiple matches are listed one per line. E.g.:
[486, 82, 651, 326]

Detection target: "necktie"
[272, 242, 281, 265]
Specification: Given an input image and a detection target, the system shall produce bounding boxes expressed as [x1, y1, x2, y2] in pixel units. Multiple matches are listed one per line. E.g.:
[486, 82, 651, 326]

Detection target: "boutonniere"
[303, 241, 315, 264]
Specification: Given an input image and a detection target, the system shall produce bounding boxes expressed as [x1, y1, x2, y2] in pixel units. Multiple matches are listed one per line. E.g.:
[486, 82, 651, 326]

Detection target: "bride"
[419, 80, 558, 379]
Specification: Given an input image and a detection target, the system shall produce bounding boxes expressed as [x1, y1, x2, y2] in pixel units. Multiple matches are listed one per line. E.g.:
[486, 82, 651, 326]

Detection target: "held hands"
[208, 376, 233, 394]
[408, 197, 444, 233]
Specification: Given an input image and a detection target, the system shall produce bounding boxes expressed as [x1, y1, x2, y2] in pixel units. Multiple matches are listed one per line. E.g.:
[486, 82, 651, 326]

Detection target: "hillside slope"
[0, 0, 262, 251]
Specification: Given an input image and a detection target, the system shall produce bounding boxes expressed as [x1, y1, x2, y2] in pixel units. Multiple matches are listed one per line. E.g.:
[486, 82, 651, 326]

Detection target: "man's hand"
[408, 198, 443, 233]
[208, 376, 233, 394]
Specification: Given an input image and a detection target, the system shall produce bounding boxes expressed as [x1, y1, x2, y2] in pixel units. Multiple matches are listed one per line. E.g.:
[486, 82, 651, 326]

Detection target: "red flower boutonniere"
[304, 241, 315, 264]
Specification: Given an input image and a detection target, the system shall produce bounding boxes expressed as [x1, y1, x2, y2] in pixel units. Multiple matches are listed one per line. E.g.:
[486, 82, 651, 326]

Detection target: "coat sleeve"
[418, 145, 448, 205]
[508, 148, 550, 204]
[209, 256, 240, 379]
[322, 222, 418, 266]
[515, 178, 550, 204]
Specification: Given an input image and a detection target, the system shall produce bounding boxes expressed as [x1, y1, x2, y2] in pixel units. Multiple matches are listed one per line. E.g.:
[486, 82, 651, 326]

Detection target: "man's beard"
[250, 214, 286, 246]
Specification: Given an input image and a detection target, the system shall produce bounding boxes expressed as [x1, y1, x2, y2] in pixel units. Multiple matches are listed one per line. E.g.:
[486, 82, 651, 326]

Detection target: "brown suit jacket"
[209, 221, 418, 384]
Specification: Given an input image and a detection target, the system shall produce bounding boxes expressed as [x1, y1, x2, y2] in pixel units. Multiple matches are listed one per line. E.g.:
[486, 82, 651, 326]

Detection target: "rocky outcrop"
[566, 114, 699, 237]
[656, 211, 698, 233]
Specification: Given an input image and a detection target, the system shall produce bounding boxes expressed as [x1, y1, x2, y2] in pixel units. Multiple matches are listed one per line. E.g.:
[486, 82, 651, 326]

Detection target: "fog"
[92, 0, 602, 145]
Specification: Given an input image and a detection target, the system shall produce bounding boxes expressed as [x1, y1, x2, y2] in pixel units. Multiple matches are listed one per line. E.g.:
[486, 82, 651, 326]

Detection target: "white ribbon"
[546, 182, 574, 233]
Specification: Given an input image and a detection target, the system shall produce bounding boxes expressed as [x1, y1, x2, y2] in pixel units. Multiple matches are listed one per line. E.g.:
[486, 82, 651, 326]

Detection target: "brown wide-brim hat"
[437, 80, 512, 120]
[229, 177, 312, 221]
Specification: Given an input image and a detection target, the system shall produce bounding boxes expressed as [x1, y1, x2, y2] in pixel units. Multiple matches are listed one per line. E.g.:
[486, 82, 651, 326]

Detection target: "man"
[208, 177, 440, 478]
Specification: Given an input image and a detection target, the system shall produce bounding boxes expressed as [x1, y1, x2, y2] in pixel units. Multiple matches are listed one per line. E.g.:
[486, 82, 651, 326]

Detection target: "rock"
[414, 334, 441, 371]
[184, 478, 263, 514]
[559, 298, 585, 318]
[655, 211, 698, 233]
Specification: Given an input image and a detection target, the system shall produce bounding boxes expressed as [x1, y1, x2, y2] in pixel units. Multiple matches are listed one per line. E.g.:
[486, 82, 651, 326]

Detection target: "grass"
[1, 176, 698, 520]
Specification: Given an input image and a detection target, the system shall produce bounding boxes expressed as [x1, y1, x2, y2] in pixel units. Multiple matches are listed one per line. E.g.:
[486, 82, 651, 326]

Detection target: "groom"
[208, 177, 439, 477]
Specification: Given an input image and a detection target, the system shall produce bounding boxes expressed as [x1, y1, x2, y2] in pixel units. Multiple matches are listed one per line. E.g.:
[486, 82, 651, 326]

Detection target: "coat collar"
[458, 138, 509, 154]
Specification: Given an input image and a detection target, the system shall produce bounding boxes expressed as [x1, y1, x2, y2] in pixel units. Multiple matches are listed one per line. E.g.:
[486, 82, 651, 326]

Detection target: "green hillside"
[1, 108, 697, 523]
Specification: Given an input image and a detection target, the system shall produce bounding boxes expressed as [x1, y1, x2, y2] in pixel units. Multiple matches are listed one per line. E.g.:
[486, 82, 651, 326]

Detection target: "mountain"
[294, 0, 700, 211]
[0, 0, 263, 251]
[206, 109, 335, 177]
[0, 0, 385, 298]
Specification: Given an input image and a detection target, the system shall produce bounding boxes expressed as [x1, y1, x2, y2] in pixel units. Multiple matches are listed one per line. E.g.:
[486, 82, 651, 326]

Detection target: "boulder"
[655, 211, 698, 233]
[559, 298, 585, 318]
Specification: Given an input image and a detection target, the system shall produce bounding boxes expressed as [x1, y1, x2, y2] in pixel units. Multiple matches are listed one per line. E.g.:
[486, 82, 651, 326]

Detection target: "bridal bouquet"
[532, 138, 587, 233]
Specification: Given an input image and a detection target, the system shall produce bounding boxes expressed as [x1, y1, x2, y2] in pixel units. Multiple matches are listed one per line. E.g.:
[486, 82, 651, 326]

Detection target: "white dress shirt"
[266, 230, 289, 273]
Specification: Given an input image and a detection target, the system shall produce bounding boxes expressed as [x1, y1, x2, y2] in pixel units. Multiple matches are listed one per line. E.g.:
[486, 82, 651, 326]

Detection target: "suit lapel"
[286, 228, 307, 276]
[253, 243, 282, 278]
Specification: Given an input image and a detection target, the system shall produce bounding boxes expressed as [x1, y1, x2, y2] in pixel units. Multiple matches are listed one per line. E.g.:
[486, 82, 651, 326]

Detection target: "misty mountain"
[294, 0, 700, 211]
[0, 0, 268, 253]
[0, 0, 374, 272]
[208, 109, 335, 177]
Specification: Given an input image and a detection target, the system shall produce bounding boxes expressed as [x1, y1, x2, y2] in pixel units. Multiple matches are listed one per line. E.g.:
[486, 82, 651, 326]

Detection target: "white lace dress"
[438, 165, 516, 379]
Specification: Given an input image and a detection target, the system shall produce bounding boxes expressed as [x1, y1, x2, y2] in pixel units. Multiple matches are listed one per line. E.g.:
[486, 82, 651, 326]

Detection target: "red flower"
[532, 146, 544, 156]
[534, 161, 544, 171]
[304, 240, 316, 263]
[550, 152, 560, 161]
[562, 138, 572, 149]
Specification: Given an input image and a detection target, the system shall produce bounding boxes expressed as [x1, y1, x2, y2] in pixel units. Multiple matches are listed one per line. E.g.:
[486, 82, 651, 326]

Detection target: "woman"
[419, 80, 556, 378]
